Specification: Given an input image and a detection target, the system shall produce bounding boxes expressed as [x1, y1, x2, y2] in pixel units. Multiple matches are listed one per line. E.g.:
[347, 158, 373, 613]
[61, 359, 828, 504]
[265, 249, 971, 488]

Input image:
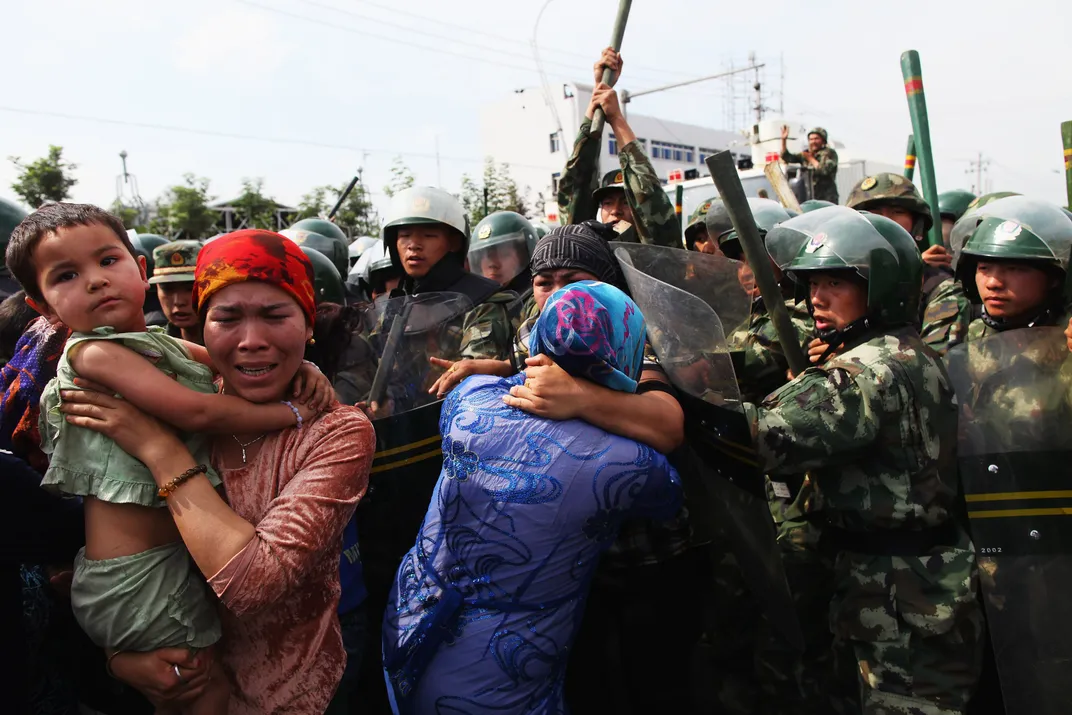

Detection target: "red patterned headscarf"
[193, 229, 316, 324]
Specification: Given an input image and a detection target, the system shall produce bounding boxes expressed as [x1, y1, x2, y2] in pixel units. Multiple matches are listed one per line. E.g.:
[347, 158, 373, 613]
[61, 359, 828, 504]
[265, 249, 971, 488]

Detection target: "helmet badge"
[996, 220, 1023, 240]
[860, 176, 878, 191]
[170, 252, 185, 266]
[412, 196, 431, 212]
[805, 232, 827, 253]
[613, 171, 624, 184]
[478, 224, 492, 239]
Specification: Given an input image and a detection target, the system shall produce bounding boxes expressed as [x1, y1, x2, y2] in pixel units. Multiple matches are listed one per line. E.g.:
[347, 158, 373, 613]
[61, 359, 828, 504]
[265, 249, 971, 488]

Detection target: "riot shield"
[615, 243, 803, 650]
[356, 292, 472, 664]
[946, 327, 1072, 715]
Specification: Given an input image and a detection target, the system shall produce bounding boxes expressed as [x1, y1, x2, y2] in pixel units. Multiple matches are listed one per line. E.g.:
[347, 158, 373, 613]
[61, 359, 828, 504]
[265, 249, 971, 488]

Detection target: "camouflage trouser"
[830, 546, 985, 714]
[698, 540, 761, 715]
[753, 517, 842, 715]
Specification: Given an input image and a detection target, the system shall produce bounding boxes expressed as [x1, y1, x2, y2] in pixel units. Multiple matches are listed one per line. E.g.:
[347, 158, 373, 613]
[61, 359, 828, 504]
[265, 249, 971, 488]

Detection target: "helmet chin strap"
[981, 296, 1063, 331]
[814, 316, 876, 363]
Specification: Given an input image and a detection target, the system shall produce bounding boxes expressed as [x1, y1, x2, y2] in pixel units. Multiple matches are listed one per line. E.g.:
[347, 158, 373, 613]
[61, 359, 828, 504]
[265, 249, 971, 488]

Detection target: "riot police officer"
[468, 211, 539, 325]
[846, 173, 972, 356]
[383, 186, 514, 360]
[743, 206, 983, 713]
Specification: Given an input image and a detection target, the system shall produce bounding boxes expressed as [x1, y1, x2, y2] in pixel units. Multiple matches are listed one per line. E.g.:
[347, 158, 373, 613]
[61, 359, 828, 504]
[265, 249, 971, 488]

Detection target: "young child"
[7, 204, 328, 714]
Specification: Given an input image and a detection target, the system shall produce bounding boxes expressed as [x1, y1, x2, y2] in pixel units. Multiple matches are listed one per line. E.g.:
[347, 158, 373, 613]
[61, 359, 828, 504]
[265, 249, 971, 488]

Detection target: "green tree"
[151, 174, 216, 240]
[459, 158, 529, 227]
[234, 178, 277, 230]
[110, 201, 144, 231]
[8, 145, 78, 207]
[297, 186, 331, 220]
[383, 156, 415, 198]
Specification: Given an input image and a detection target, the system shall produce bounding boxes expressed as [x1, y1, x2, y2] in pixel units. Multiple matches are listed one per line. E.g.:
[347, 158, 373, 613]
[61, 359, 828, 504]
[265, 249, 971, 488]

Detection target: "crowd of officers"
[3, 46, 1069, 715]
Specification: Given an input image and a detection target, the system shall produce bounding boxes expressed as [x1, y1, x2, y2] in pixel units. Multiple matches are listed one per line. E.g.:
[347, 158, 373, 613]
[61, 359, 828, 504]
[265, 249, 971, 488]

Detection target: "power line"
[344, 0, 699, 83]
[0, 104, 557, 172]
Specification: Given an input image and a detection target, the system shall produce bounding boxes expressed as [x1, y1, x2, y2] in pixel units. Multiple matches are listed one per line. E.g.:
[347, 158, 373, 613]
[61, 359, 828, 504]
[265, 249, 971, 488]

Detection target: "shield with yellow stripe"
[946, 326, 1072, 713]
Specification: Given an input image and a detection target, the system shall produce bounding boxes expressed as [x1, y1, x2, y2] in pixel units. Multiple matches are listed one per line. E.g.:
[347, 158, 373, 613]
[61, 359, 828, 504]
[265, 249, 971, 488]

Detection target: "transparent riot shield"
[615, 243, 803, 650]
[356, 291, 473, 685]
[946, 327, 1072, 715]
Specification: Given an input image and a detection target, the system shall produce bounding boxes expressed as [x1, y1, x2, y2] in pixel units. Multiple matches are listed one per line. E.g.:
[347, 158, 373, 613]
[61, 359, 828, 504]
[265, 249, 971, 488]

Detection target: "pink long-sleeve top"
[208, 404, 375, 714]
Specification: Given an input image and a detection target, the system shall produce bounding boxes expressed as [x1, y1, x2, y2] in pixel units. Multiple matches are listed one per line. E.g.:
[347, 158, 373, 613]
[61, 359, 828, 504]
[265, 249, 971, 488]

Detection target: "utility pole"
[621, 63, 765, 107]
[751, 51, 764, 124]
[435, 135, 442, 188]
[966, 152, 990, 194]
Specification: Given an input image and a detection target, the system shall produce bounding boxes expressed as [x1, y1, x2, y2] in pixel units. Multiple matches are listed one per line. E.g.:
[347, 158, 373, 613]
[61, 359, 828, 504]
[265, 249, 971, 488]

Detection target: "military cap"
[684, 199, 714, 244]
[148, 240, 201, 284]
[592, 169, 626, 205]
[846, 173, 934, 233]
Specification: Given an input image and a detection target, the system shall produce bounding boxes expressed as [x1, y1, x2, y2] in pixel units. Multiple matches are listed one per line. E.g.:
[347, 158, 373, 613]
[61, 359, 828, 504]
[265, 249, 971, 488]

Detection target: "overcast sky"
[2, 0, 1068, 217]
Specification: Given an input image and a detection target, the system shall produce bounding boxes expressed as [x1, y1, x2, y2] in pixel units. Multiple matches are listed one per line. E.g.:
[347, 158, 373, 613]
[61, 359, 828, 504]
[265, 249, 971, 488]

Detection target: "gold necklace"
[232, 433, 266, 465]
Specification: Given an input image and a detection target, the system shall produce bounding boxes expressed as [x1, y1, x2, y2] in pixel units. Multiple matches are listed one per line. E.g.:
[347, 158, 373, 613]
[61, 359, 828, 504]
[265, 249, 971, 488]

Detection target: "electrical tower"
[114, 150, 148, 226]
[966, 152, 991, 194]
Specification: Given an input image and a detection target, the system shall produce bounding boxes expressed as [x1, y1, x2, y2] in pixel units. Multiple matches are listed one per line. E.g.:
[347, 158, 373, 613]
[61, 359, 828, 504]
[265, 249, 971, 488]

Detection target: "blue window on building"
[550, 132, 561, 154]
[609, 136, 618, 155]
[673, 149, 683, 161]
[686, 150, 694, 163]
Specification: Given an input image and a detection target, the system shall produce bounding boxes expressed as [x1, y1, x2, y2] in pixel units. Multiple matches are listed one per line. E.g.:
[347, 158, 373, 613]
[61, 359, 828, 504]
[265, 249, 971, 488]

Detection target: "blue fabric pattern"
[528, 281, 645, 394]
[382, 374, 682, 714]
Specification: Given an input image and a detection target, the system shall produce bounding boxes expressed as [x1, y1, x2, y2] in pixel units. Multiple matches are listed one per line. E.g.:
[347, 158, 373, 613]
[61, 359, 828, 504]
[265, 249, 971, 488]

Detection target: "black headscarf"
[530, 222, 626, 290]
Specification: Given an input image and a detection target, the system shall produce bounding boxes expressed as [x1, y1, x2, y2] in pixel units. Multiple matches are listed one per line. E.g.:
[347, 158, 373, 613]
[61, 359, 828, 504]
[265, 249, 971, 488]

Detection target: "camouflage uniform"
[729, 298, 814, 403]
[556, 117, 682, 248]
[745, 328, 982, 714]
[920, 274, 972, 357]
[740, 209, 982, 714]
[781, 128, 839, 204]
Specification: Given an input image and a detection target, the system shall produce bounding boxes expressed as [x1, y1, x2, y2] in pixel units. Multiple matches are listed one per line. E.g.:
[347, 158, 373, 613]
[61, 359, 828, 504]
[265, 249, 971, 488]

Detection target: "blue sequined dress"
[382, 373, 682, 714]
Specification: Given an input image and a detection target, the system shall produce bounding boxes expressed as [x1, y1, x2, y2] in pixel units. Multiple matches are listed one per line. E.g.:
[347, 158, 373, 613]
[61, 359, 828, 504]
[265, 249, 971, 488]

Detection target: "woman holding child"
[8, 210, 375, 713]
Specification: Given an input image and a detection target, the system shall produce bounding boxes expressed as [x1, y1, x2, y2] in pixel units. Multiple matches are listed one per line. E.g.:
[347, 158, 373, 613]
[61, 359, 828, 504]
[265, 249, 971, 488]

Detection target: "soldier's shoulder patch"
[860, 176, 877, 191]
[478, 224, 492, 239]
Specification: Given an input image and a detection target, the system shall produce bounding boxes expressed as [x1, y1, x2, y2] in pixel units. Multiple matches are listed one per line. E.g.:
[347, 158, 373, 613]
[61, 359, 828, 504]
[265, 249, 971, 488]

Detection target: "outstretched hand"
[290, 361, 335, 412]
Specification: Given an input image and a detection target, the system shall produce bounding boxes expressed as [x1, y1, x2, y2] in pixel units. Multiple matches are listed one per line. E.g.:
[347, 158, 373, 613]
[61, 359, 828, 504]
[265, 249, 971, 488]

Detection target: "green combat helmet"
[711, 198, 792, 261]
[937, 189, 978, 222]
[280, 228, 349, 278]
[860, 212, 924, 323]
[531, 221, 554, 239]
[0, 197, 27, 253]
[799, 199, 835, 213]
[129, 233, 169, 282]
[468, 211, 537, 290]
[300, 245, 346, 305]
[846, 173, 934, 236]
[382, 186, 470, 271]
[949, 192, 1024, 265]
[349, 240, 401, 301]
[148, 240, 201, 285]
[782, 206, 907, 327]
[592, 169, 626, 206]
[290, 217, 348, 245]
[954, 196, 1072, 304]
[807, 127, 828, 144]
[684, 198, 715, 250]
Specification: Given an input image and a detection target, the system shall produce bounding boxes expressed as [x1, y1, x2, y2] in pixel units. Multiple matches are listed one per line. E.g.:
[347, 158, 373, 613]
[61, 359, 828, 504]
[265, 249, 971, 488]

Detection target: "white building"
[480, 82, 752, 222]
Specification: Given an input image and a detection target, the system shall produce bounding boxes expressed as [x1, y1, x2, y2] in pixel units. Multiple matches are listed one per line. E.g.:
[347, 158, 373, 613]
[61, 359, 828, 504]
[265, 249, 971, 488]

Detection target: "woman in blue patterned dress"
[382, 281, 682, 714]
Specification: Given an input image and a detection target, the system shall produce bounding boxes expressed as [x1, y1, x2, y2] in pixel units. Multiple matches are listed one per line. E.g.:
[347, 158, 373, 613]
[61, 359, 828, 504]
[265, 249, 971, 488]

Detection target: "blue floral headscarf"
[528, 281, 645, 393]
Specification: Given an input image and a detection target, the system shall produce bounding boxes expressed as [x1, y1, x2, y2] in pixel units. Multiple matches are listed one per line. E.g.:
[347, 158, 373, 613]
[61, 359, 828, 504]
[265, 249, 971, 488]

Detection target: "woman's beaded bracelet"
[281, 400, 303, 429]
[158, 464, 208, 499]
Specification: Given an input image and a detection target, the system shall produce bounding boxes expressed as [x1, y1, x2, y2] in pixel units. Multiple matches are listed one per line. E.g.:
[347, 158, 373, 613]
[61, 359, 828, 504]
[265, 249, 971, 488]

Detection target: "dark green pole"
[328, 175, 359, 220]
[706, 151, 808, 375]
[903, 135, 916, 181]
[674, 184, 684, 248]
[1062, 121, 1072, 208]
[590, 0, 633, 136]
[900, 51, 941, 247]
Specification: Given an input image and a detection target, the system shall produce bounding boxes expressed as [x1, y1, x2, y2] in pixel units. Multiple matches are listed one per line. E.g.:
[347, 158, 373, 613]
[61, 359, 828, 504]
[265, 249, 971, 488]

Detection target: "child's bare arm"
[178, 340, 213, 370]
[71, 341, 307, 434]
